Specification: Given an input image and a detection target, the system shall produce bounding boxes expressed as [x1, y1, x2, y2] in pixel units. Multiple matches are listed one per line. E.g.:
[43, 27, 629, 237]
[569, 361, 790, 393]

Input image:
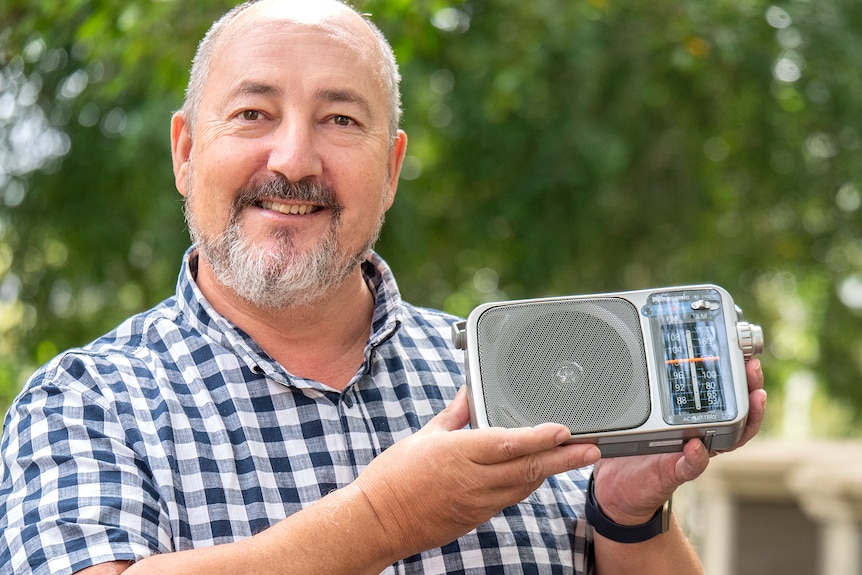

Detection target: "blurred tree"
[0, 0, 237, 414]
[1, 0, 860, 432]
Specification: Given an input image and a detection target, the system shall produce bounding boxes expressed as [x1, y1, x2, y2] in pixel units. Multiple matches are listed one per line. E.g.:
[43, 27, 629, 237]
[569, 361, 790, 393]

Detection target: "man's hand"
[112, 387, 601, 575]
[591, 358, 766, 525]
[353, 386, 601, 559]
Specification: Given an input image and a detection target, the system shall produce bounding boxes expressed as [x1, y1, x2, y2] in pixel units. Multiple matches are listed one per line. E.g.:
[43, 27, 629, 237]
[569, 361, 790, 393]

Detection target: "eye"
[331, 115, 355, 127]
[238, 109, 263, 121]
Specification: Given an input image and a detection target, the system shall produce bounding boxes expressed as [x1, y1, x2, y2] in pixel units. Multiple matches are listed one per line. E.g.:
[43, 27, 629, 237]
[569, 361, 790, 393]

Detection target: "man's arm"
[75, 387, 601, 575]
[593, 518, 703, 575]
[590, 358, 767, 575]
[69, 360, 764, 575]
[590, 439, 709, 575]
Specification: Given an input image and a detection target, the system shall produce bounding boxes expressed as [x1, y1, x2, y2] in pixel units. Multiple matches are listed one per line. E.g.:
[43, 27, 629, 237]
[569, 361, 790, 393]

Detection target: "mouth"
[257, 200, 323, 216]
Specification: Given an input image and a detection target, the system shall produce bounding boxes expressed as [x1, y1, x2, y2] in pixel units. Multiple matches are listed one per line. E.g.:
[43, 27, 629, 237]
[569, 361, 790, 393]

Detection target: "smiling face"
[171, 0, 407, 308]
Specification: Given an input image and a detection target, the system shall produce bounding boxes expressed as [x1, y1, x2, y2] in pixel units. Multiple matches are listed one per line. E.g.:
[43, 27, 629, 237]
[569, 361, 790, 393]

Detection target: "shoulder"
[400, 301, 462, 331]
[10, 296, 188, 415]
[393, 301, 463, 354]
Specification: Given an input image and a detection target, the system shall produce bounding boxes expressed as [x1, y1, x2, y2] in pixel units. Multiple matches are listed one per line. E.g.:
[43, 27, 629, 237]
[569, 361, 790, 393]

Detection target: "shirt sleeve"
[0, 355, 169, 575]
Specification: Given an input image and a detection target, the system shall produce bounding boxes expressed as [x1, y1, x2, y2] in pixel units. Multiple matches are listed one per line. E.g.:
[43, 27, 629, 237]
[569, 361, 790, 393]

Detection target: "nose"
[266, 119, 323, 181]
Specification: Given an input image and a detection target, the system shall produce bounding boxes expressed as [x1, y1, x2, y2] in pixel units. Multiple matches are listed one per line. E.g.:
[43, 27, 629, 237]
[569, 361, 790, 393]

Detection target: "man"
[0, 1, 767, 573]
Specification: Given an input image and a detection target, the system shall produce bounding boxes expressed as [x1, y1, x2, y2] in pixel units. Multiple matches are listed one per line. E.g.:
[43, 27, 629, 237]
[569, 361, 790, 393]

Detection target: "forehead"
[217, 0, 381, 71]
[203, 2, 385, 105]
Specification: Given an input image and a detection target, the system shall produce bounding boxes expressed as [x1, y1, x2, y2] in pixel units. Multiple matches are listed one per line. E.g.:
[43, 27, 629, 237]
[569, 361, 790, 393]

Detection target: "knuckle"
[497, 435, 520, 461]
[522, 454, 545, 485]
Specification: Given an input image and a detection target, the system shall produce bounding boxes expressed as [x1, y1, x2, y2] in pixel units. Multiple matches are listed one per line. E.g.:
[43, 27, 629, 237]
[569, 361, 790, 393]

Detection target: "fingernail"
[585, 446, 601, 465]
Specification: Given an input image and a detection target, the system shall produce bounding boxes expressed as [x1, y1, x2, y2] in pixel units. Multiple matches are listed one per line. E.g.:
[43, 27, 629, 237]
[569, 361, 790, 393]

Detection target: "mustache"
[235, 175, 341, 211]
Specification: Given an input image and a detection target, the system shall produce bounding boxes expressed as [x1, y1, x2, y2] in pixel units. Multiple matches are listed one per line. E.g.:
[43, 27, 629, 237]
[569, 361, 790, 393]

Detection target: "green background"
[1, 0, 861, 436]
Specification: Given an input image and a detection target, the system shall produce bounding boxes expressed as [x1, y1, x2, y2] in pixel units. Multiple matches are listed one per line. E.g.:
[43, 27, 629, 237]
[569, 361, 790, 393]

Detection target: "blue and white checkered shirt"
[0, 248, 593, 574]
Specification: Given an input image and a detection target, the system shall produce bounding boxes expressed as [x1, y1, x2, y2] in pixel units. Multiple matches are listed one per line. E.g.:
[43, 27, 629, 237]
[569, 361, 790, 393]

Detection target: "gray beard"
[185, 174, 384, 309]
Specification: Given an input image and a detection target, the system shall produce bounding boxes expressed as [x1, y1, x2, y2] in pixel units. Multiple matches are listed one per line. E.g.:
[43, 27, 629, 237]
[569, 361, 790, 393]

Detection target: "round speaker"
[475, 298, 651, 434]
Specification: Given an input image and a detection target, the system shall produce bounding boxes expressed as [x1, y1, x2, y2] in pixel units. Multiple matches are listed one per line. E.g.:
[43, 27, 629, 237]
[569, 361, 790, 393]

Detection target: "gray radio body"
[452, 285, 763, 457]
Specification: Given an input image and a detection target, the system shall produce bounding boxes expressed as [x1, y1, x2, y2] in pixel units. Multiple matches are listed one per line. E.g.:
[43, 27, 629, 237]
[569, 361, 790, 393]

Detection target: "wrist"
[585, 473, 672, 544]
[338, 482, 404, 564]
[272, 482, 402, 573]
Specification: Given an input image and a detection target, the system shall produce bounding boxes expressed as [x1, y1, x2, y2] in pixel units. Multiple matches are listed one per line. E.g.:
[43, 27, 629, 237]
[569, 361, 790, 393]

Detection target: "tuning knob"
[736, 321, 764, 360]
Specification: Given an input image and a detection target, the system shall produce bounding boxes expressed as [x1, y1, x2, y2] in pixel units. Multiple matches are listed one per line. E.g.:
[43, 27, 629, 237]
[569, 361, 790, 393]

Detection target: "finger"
[422, 389, 595, 465]
[738, 387, 767, 446]
[674, 438, 710, 483]
[419, 386, 471, 434]
[469, 424, 600, 467]
[473, 440, 601, 499]
[745, 358, 764, 392]
[529, 441, 602, 477]
[735, 359, 766, 447]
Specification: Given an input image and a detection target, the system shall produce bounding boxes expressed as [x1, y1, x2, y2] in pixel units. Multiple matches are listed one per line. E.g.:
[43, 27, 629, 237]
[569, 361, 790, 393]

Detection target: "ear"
[171, 112, 193, 197]
[384, 130, 408, 210]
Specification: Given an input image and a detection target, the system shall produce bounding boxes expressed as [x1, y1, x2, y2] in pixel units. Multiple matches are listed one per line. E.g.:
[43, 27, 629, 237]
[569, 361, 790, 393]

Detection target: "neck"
[194, 254, 376, 391]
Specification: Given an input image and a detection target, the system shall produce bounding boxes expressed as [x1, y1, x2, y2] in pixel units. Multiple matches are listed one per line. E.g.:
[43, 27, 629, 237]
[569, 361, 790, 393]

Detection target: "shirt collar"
[363, 251, 404, 349]
[174, 246, 404, 377]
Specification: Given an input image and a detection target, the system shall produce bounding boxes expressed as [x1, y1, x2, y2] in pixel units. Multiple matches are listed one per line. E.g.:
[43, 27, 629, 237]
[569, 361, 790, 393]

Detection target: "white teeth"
[259, 200, 319, 215]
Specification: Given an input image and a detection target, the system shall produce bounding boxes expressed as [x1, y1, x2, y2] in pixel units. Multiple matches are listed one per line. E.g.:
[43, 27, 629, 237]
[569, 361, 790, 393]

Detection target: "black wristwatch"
[584, 474, 672, 544]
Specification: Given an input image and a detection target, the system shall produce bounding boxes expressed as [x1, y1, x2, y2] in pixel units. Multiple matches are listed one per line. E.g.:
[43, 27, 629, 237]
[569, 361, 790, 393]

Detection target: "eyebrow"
[226, 82, 376, 120]
[234, 81, 284, 99]
[315, 88, 374, 118]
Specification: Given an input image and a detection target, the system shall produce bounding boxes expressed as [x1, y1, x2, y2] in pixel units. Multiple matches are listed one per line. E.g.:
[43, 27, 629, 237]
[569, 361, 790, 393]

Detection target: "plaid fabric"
[0, 248, 593, 574]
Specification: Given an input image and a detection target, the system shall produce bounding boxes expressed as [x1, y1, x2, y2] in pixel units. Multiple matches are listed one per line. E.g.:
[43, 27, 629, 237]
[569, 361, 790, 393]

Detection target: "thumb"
[420, 386, 471, 433]
[674, 438, 710, 484]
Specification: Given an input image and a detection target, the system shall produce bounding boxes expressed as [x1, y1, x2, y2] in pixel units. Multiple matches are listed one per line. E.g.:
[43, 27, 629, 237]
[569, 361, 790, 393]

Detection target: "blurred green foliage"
[1, 0, 861, 435]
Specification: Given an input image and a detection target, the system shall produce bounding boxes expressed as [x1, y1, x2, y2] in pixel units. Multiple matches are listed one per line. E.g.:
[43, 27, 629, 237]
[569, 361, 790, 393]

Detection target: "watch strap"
[584, 473, 671, 544]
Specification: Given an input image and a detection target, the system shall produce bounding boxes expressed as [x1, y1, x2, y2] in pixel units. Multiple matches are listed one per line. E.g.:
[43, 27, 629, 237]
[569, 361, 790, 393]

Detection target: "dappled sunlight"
[1, 0, 861, 437]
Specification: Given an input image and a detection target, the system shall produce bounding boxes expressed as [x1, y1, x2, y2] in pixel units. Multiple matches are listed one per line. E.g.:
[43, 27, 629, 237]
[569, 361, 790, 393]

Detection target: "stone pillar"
[790, 462, 862, 575]
[691, 439, 862, 575]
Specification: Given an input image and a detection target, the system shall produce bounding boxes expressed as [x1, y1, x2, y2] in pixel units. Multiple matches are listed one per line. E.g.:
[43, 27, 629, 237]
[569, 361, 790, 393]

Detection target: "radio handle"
[734, 306, 764, 360]
[452, 320, 468, 350]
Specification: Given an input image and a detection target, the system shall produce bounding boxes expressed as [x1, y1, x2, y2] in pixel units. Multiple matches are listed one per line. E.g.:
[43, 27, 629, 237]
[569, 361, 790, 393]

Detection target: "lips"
[257, 200, 322, 215]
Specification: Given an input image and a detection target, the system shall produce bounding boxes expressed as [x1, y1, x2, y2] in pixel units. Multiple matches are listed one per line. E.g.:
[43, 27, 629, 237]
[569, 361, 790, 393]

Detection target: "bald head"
[233, 0, 363, 26]
[180, 0, 402, 137]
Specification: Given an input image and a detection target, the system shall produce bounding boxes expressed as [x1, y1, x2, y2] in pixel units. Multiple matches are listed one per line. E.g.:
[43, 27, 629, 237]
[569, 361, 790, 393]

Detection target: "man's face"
[171, 4, 406, 307]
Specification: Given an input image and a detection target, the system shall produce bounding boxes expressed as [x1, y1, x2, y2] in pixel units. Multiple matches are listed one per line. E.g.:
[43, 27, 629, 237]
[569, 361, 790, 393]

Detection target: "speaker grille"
[475, 298, 651, 434]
